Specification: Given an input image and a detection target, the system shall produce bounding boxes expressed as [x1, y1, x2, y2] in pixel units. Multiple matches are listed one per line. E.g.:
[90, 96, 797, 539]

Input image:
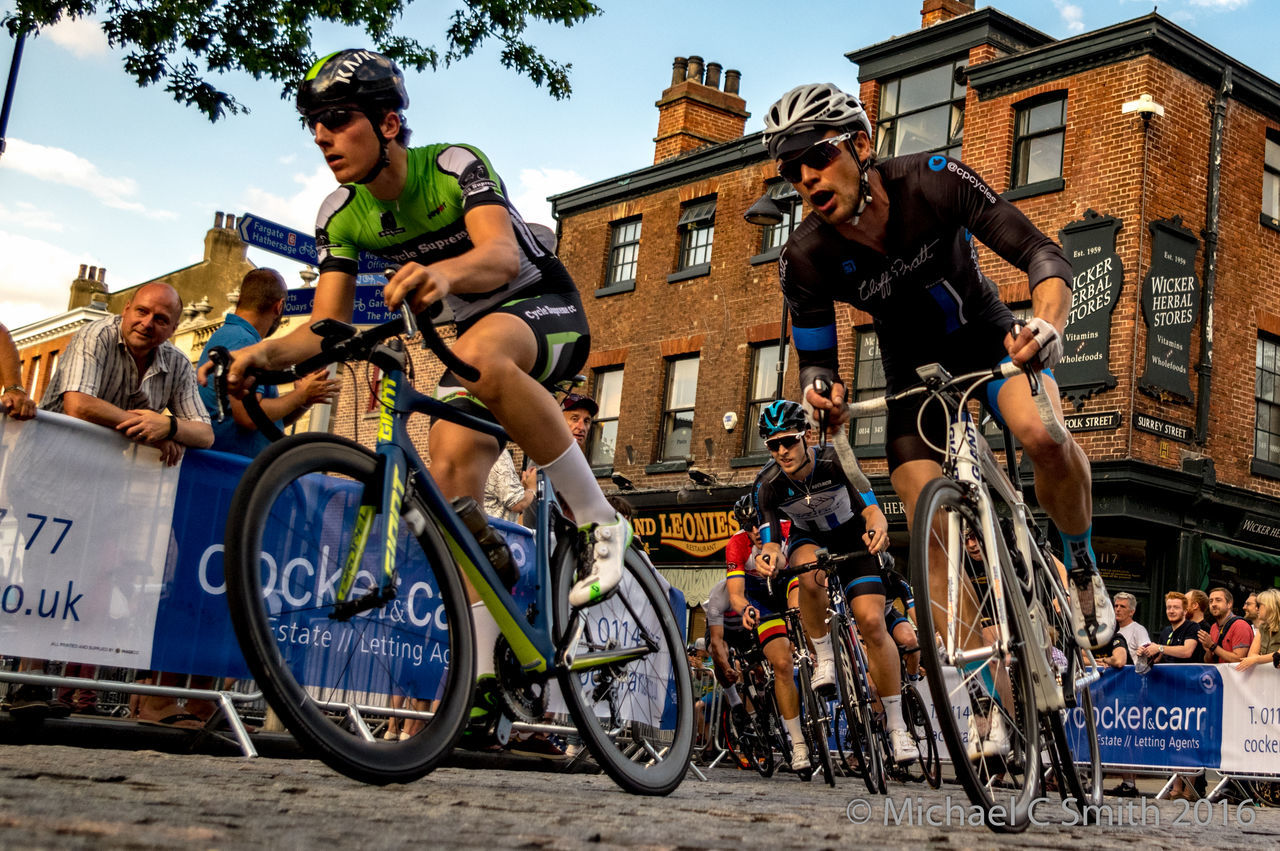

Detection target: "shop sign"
[1134, 412, 1192, 443]
[630, 505, 736, 564]
[1140, 216, 1200, 401]
[1235, 513, 1280, 548]
[1064, 410, 1121, 432]
[1057, 210, 1122, 407]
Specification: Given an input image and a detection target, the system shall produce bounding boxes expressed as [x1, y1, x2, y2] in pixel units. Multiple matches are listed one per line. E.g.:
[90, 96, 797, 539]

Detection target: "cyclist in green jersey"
[207, 49, 631, 623]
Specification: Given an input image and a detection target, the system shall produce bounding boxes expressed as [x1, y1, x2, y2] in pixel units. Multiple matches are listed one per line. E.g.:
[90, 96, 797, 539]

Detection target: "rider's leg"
[792, 544, 834, 671]
[995, 371, 1113, 646]
[763, 633, 806, 767]
[851, 592, 903, 727]
[893, 620, 921, 676]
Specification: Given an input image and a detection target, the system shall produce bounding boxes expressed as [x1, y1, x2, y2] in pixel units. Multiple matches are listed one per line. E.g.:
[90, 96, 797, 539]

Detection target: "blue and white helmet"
[758, 399, 807, 440]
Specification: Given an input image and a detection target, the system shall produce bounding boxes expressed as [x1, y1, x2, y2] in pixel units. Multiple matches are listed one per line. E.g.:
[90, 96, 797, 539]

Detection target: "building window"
[606, 218, 641, 289]
[1012, 93, 1066, 190]
[1256, 334, 1280, 466]
[876, 59, 966, 159]
[659, 356, 700, 461]
[677, 197, 716, 270]
[1263, 130, 1280, 225]
[760, 182, 801, 253]
[744, 344, 789, 456]
[588, 368, 624, 468]
[43, 351, 59, 398]
[851, 331, 886, 450]
[26, 356, 40, 395]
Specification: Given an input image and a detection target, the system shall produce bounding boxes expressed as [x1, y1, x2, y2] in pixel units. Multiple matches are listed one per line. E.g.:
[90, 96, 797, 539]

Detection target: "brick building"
[549, 0, 1280, 618]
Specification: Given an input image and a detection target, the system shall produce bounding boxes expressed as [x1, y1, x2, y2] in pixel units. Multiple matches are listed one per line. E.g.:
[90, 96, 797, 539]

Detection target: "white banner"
[1215, 665, 1280, 774]
[0, 412, 177, 667]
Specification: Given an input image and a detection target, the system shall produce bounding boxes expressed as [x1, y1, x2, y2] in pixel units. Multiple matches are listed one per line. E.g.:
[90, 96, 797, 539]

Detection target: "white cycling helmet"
[763, 83, 873, 160]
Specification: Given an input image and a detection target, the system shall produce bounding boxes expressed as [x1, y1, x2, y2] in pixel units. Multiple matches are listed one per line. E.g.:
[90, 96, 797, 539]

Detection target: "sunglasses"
[777, 132, 853, 183]
[305, 107, 360, 135]
[765, 433, 805, 453]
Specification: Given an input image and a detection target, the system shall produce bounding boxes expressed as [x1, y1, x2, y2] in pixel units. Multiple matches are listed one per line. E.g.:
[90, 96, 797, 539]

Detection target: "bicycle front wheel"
[798, 658, 836, 787]
[902, 680, 942, 788]
[910, 477, 1040, 831]
[833, 625, 885, 793]
[553, 546, 693, 795]
[224, 434, 474, 785]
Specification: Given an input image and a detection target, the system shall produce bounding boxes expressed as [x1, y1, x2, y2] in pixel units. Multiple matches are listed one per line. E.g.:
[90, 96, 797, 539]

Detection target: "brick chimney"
[922, 0, 975, 27]
[653, 55, 749, 163]
[67, 263, 108, 310]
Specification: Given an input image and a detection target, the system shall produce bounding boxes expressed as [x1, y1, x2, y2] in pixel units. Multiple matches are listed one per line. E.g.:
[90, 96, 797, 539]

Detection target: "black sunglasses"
[777, 132, 853, 183]
[305, 107, 360, 135]
[765, 433, 804, 452]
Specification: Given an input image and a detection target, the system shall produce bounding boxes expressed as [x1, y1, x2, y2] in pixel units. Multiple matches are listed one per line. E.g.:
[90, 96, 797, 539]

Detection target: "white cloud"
[0, 139, 177, 220]
[46, 15, 109, 58]
[0, 202, 64, 233]
[1188, 0, 1248, 9]
[1053, 0, 1086, 34]
[511, 167, 587, 228]
[0, 230, 94, 329]
[238, 164, 340, 232]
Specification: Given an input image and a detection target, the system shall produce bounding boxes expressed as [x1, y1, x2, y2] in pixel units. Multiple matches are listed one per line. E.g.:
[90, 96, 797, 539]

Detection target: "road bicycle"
[845, 360, 1102, 831]
[719, 624, 789, 778]
[896, 645, 942, 789]
[209, 310, 694, 795]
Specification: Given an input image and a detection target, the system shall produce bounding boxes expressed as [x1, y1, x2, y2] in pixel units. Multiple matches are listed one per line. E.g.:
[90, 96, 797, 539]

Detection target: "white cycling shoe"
[568, 513, 633, 608]
[1068, 566, 1116, 651]
[790, 742, 811, 774]
[811, 658, 837, 694]
[967, 702, 1012, 761]
[889, 728, 919, 764]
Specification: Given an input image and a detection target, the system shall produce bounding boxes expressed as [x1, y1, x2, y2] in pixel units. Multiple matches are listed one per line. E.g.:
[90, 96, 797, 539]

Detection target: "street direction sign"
[237, 213, 389, 274]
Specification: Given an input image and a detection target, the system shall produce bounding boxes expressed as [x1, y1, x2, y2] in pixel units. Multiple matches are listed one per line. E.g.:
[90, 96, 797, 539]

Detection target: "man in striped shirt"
[41, 282, 212, 465]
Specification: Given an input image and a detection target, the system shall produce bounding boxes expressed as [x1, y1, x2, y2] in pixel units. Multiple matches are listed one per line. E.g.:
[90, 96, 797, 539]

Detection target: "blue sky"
[0, 0, 1270, 329]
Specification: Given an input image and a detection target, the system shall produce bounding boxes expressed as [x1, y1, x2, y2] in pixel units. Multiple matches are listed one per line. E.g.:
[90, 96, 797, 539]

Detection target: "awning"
[1203, 539, 1280, 569]
[657, 568, 723, 608]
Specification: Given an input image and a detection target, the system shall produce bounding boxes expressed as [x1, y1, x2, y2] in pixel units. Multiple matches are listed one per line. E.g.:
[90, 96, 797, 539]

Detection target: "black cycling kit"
[779, 152, 1073, 470]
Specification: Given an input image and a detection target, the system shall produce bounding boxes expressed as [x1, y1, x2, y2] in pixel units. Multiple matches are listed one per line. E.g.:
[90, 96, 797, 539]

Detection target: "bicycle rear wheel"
[902, 680, 942, 788]
[224, 434, 474, 785]
[832, 625, 885, 793]
[910, 477, 1040, 831]
[751, 678, 788, 776]
[553, 546, 693, 795]
[798, 658, 836, 787]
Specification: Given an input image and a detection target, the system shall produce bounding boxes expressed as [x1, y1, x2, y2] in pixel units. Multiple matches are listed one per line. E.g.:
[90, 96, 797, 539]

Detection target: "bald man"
[42, 281, 212, 465]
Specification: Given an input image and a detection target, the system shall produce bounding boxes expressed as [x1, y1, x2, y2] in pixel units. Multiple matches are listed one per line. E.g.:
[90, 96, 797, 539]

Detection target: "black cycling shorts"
[786, 521, 884, 599]
[433, 268, 590, 427]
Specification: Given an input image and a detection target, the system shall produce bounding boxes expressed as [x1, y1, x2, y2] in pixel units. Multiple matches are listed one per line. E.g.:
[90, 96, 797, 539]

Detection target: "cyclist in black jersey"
[205, 50, 632, 646]
[750, 400, 918, 764]
[761, 83, 1114, 653]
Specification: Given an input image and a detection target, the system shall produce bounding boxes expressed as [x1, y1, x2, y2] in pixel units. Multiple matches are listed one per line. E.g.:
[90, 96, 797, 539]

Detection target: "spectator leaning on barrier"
[1112, 592, 1150, 658]
[197, 269, 340, 457]
[1235, 588, 1280, 672]
[1, 321, 36, 420]
[1136, 591, 1200, 664]
[1200, 587, 1254, 664]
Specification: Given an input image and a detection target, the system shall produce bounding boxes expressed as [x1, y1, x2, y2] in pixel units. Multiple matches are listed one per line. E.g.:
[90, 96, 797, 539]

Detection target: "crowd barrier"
[0, 411, 685, 759]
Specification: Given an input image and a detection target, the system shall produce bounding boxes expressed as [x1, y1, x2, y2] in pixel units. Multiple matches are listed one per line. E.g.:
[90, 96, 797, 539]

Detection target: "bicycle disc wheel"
[910, 477, 1040, 831]
[224, 434, 474, 785]
[833, 627, 885, 793]
[553, 546, 693, 795]
[903, 681, 942, 788]
[798, 658, 836, 787]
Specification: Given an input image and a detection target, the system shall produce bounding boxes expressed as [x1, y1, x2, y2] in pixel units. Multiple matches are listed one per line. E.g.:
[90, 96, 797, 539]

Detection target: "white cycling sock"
[471, 601, 499, 680]
[540, 443, 616, 528]
[811, 631, 834, 665]
[723, 685, 742, 707]
[783, 714, 805, 746]
[882, 693, 906, 733]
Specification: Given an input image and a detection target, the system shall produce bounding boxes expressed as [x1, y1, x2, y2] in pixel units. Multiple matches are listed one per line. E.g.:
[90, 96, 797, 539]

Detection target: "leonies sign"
[1057, 211, 1122, 407]
[631, 505, 737, 564]
[1140, 216, 1200, 401]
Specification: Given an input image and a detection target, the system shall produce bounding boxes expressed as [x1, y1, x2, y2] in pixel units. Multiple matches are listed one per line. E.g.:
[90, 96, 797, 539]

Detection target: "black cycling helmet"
[297, 49, 409, 114]
[758, 399, 807, 440]
[733, 494, 758, 531]
[297, 49, 408, 185]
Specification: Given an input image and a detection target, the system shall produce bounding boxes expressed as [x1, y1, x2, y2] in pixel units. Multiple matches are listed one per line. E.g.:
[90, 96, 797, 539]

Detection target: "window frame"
[875, 58, 967, 161]
[1253, 332, 1280, 477]
[600, 217, 642, 296]
[849, 329, 887, 457]
[669, 197, 716, 281]
[752, 182, 801, 264]
[1262, 129, 1280, 232]
[1007, 91, 1067, 200]
[587, 367, 624, 470]
[657, 355, 700, 462]
[742, 343, 789, 458]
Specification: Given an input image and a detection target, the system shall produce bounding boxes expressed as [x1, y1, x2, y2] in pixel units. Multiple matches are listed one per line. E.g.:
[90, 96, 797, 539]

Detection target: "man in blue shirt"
[197, 269, 339, 456]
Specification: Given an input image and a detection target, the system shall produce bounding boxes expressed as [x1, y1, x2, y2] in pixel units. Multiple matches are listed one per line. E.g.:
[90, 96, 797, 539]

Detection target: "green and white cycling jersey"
[315, 143, 559, 323]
